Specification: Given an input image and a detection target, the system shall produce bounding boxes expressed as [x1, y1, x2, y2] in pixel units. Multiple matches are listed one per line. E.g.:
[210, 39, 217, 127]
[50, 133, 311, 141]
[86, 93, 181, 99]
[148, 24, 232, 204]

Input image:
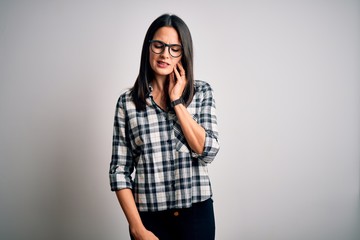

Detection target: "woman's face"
[149, 26, 182, 81]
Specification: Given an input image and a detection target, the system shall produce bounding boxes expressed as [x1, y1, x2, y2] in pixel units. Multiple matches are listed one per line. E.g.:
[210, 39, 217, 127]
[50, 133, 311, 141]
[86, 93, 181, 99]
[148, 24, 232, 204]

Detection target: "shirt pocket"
[173, 114, 199, 153]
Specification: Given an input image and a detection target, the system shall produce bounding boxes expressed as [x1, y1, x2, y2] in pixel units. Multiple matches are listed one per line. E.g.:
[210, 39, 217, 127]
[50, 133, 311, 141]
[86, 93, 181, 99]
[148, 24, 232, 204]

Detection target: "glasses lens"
[150, 41, 182, 57]
[150, 41, 165, 54]
[170, 45, 182, 57]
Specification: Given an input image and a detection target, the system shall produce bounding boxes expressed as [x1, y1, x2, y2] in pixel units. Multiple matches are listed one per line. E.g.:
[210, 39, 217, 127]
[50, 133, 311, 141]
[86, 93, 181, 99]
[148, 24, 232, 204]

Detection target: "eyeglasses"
[149, 40, 183, 58]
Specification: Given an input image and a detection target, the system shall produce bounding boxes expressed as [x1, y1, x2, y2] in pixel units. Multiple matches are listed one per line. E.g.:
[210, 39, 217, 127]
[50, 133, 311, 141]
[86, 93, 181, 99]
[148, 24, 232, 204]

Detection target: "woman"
[109, 13, 220, 240]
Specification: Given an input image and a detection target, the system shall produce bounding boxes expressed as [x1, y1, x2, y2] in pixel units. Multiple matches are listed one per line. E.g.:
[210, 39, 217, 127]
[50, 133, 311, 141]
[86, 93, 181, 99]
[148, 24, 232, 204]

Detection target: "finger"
[168, 72, 175, 87]
[177, 63, 185, 76]
[175, 65, 187, 87]
[174, 66, 182, 80]
[169, 71, 174, 81]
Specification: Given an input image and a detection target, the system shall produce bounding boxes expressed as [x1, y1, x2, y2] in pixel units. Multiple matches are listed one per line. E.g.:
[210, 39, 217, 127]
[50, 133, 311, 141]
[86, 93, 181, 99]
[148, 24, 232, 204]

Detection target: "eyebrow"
[152, 39, 182, 45]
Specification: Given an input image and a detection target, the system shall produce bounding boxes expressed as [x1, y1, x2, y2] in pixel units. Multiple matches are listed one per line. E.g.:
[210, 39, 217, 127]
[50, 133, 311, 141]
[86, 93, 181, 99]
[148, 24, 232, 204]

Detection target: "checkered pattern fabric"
[109, 80, 219, 212]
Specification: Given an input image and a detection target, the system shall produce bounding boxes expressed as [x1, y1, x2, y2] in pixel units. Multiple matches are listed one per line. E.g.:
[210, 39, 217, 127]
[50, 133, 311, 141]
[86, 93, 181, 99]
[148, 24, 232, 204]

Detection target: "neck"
[152, 75, 169, 96]
[151, 75, 167, 91]
[151, 76, 169, 110]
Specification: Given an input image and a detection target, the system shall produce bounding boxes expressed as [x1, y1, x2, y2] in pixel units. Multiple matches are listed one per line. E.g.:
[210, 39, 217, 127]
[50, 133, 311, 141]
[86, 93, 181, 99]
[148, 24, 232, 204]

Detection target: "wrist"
[171, 97, 184, 108]
[130, 224, 146, 238]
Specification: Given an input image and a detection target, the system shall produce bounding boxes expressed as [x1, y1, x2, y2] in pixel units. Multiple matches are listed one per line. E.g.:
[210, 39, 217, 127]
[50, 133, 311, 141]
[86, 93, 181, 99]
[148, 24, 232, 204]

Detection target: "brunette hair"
[131, 14, 194, 110]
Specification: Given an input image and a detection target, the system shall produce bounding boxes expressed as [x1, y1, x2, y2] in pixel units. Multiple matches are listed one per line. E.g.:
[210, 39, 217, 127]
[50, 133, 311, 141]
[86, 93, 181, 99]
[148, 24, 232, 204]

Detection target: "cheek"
[173, 57, 182, 65]
[149, 53, 157, 68]
[149, 51, 155, 61]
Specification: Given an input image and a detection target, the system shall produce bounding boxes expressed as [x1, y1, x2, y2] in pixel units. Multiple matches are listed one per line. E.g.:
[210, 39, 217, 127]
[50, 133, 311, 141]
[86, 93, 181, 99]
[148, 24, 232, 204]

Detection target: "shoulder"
[116, 89, 135, 109]
[194, 80, 215, 95]
[194, 80, 213, 94]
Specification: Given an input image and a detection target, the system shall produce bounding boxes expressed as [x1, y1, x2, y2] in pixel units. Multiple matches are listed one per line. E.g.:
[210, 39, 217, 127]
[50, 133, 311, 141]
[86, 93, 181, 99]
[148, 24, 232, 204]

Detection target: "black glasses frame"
[149, 40, 183, 58]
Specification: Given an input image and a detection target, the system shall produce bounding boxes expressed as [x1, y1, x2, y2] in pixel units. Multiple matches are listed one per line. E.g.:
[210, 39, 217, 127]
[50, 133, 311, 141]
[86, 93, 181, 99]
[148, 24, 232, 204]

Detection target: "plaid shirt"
[109, 80, 220, 212]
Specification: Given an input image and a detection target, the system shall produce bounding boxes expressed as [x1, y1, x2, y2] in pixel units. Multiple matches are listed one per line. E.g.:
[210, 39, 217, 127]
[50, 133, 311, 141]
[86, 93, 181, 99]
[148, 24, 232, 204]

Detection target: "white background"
[0, 0, 359, 239]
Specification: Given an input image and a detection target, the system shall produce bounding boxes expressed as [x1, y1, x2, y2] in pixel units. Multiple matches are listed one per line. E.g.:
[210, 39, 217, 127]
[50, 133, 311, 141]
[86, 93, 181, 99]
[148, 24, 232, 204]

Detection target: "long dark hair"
[131, 14, 194, 111]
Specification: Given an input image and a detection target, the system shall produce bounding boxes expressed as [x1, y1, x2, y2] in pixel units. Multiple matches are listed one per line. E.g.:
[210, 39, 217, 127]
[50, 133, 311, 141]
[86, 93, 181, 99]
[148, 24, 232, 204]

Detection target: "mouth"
[157, 60, 170, 68]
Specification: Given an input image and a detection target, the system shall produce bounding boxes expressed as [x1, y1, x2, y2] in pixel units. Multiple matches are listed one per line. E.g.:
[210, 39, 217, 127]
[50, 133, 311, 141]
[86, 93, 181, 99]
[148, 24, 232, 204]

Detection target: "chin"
[155, 69, 172, 76]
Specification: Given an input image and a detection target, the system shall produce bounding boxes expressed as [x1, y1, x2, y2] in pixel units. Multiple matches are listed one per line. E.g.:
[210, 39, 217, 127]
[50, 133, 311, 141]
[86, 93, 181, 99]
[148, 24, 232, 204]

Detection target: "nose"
[160, 46, 170, 58]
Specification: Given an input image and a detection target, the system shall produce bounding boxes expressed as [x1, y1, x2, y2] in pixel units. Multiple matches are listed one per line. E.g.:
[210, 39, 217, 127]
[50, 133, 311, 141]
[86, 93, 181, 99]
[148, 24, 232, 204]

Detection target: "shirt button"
[173, 211, 179, 217]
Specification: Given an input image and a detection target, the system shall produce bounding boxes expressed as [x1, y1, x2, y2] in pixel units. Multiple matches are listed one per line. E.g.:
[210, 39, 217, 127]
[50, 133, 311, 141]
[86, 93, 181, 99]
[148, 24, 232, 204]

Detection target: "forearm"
[173, 104, 205, 154]
[115, 189, 146, 236]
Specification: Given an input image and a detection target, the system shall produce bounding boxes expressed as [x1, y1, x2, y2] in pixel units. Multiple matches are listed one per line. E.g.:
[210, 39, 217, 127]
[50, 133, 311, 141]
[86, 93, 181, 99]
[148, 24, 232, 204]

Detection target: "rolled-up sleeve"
[109, 97, 134, 191]
[192, 82, 220, 163]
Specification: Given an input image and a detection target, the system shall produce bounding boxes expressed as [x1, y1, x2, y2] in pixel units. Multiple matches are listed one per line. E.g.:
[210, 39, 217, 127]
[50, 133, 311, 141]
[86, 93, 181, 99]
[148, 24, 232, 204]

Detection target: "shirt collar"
[147, 84, 153, 98]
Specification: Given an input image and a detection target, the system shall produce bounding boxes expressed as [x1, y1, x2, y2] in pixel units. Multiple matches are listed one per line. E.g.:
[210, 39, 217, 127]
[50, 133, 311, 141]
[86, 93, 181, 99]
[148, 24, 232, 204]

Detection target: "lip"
[156, 60, 170, 68]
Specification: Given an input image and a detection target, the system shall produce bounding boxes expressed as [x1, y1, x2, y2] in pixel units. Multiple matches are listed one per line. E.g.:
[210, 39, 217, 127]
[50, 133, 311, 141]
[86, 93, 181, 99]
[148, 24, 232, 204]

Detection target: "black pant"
[130, 198, 215, 240]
